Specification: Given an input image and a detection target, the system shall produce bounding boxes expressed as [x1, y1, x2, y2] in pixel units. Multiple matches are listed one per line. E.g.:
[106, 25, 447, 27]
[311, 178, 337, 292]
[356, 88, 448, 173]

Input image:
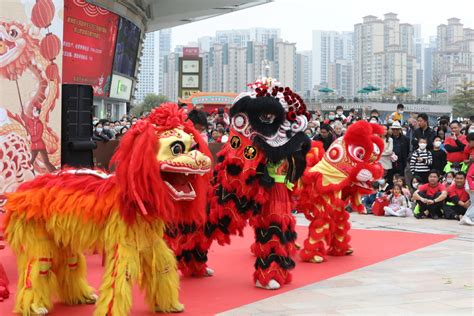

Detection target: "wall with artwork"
[0, 0, 63, 209]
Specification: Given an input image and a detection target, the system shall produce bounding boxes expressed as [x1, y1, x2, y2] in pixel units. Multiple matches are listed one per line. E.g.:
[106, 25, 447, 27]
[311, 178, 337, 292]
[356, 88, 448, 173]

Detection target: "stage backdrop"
[0, 0, 63, 209]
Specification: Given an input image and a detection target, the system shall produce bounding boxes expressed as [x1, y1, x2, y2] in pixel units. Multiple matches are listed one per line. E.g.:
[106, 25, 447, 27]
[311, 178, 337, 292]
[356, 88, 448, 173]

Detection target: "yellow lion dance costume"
[2, 103, 212, 315]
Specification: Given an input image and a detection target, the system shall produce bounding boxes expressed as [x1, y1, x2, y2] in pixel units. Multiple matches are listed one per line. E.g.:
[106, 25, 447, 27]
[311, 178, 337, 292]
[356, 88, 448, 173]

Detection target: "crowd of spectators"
[93, 103, 474, 225]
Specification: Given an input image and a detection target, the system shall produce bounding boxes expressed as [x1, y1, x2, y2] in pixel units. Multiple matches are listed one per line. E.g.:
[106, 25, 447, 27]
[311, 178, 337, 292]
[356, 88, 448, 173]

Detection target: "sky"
[171, 0, 474, 51]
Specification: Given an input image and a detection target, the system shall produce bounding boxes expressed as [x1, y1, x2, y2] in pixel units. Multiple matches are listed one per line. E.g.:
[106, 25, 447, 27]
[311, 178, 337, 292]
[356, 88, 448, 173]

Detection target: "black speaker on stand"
[61, 84, 97, 168]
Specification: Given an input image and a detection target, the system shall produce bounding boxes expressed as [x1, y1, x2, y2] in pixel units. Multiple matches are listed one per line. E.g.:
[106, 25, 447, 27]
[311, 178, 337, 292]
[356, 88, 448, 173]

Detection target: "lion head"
[111, 103, 212, 224]
[309, 120, 384, 194]
[0, 21, 37, 80]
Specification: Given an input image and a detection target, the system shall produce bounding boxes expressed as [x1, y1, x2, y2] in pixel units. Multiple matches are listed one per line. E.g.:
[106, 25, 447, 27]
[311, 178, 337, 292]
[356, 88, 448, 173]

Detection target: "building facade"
[295, 51, 312, 98]
[354, 13, 417, 97]
[312, 30, 353, 87]
[158, 28, 172, 94]
[433, 18, 474, 97]
[135, 32, 159, 102]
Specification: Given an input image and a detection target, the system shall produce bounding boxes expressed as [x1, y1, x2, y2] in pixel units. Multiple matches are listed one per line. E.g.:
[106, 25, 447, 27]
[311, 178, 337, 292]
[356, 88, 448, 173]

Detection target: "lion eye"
[9, 28, 18, 38]
[170, 142, 185, 156]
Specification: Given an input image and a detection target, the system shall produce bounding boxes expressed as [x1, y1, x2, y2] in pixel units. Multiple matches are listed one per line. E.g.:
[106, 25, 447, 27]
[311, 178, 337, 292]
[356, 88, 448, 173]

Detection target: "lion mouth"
[160, 165, 209, 201]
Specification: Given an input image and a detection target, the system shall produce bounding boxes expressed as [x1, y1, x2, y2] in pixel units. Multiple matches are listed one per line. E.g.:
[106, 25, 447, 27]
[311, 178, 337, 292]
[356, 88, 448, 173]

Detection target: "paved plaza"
[220, 214, 474, 315]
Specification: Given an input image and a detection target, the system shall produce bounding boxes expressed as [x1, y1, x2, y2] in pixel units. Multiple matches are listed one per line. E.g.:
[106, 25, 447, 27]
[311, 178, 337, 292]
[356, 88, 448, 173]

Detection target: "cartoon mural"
[0, 0, 63, 209]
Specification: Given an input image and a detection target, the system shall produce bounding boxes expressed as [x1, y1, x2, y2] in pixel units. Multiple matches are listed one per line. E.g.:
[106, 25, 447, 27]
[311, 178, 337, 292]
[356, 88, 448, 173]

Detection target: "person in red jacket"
[21, 105, 56, 172]
[443, 172, 471, 220]
[444, 121, 468, 173]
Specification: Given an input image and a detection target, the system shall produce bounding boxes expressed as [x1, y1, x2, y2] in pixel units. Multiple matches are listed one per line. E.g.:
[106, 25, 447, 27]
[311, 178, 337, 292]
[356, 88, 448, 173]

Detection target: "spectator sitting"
[313, 124, 334, 151]
[444, 120, 467, 173]
[393, 174, 412, 199]
[412, 169, 447, 219]
[412, 113, 435, 150]
[443, 172, 470, 220]
[431, 136, 447, 175]
[410, 137, 432, 183]
[410, 175, 422, 192]
[362, 179, 390, 213]
[442, 172, 455, 188]
[92, 122, 111, 142]
[384, 184, 412, 217]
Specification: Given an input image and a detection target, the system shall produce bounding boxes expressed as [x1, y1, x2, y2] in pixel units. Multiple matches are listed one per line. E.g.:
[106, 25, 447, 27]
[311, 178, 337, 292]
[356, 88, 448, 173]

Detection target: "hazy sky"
[171, 0, 474, 51]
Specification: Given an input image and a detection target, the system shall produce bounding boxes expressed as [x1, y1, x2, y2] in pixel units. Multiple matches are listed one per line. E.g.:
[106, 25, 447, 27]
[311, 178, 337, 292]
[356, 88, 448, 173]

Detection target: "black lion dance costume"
[205, 78, 311, 290]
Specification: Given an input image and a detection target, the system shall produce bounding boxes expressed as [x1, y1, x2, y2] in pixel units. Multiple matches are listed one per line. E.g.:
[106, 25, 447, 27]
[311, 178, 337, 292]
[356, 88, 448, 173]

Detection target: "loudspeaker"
[61, 84, 97, 168]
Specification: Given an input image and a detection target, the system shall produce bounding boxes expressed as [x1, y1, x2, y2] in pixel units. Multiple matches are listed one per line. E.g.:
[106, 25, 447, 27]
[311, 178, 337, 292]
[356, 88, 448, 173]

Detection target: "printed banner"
[63, 0, 118, 97]
[0, 0, 63, 209]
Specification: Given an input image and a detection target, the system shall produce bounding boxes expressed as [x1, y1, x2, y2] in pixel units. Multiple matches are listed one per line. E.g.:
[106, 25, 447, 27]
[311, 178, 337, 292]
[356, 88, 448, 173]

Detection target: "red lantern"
[40, 33, 61, 61]
[31, 0, 55, 29]
[46, 63, 59, 81]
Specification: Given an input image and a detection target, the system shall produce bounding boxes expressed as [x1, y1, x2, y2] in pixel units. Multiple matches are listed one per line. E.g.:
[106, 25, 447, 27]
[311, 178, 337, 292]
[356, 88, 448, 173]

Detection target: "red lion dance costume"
[2, 103, 212, 315]
[204, 78, 311, 290]
[298, 121, 384, 263]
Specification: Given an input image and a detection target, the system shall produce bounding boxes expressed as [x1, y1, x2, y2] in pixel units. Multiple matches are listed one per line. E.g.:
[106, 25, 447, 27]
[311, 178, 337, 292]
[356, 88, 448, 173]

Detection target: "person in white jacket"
[379, 124, 394, 184]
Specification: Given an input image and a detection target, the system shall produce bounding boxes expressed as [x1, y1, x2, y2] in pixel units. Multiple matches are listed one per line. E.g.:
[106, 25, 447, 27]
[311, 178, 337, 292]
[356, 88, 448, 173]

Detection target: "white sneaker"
[256, 279, 281, 290]
[205, 267, 214, 276]
[464, 216, 474, 226]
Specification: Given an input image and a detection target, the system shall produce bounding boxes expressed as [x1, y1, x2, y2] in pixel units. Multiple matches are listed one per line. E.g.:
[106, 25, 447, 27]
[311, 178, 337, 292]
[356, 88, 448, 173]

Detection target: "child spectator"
[410, 137, 432, 183]
[443, 172, 470, 220]
[393, 174, 412, 199]
[412, 170, 448, 219]
[410, 175, 422, 192]
[431, 136, 447, 174]
[384, 184, 412, 217]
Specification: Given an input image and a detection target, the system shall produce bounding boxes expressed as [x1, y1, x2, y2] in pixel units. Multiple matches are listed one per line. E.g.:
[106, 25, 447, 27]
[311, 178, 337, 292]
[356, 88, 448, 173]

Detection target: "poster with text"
[63, 0, 118, 97]
[0, 0, 63, 210]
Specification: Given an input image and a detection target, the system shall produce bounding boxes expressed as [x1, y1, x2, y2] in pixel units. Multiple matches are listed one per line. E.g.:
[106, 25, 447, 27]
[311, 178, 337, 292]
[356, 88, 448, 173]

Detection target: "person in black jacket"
[430, 136, 447, 174]
[390, 121, 409, 176]
[313, 124, 335, 150]
[412, 113, 436, 150]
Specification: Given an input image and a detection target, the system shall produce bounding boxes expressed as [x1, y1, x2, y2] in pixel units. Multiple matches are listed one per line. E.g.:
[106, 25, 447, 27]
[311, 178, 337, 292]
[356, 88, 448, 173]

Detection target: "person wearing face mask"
[430, 136, 447, 175]
[444, 120, 468, 173]
[313, 124, 334, 150]
[335, 105, 346, 121]
[410, 137, 432, 183]
[92, 122, 111, 142]
[327, 111, 336, 122]
[389, 104, 405, 124]
[412, 113, 436, 151]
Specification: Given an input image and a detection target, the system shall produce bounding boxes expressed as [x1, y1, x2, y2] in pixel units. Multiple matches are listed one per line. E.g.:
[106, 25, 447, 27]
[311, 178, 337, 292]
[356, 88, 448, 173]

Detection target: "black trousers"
[414, 171, 430, 184]
[417, 191, 443, 217]
[442, 204, 467, 219]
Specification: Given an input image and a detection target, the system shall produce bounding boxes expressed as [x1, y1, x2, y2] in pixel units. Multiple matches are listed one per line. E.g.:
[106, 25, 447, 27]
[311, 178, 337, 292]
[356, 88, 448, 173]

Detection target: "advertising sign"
[63, 0, 118, 97]
[109, 74, 133, 100]
[183, 47, 199, 57]
[112, 17, 141, 77]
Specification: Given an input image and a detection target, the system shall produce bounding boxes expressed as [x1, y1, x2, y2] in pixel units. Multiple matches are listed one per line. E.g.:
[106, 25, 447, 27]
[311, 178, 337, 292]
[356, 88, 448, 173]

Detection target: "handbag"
[372, 196, 389, 216]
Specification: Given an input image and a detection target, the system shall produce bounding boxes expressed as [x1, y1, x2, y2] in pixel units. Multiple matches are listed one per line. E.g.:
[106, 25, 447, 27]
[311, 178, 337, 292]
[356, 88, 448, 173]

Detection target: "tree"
[131, 93, 169, 116]
[451, 79, 474, 118]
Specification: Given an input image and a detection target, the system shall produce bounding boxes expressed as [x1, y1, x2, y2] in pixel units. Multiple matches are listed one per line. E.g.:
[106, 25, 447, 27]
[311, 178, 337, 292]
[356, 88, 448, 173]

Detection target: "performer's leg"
[166, 224, 211, 277]
[300, 215, 331, 263]
[251, 185, 296, 290]
[55, 252, 97, 305]
[30, 150, 39, 165]
[140, 238, 183, 313]
[327, 207, 352, 256]
[93, 243, 138, 316]
[14, 229, 58, 315]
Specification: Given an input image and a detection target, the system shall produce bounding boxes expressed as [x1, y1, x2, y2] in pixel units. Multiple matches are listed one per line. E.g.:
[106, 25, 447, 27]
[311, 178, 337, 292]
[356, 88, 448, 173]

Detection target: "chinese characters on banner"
[63, 0, 118, 97]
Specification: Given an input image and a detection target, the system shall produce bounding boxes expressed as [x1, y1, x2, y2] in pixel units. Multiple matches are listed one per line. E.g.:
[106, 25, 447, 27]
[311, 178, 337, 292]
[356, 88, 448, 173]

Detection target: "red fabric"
[447, 184, 469, 202]
[418, 182, 446, 197]
[372, 196, 389, 216]
[21, 113, 46, 151]
[0, 228, 455, 315]
[445, 135, 468, 163]
[464, 145, 474, 160]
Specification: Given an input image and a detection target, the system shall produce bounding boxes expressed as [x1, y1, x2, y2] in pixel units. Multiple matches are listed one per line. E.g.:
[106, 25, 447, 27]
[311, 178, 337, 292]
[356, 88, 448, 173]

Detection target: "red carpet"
[0, 226, 454, 315]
